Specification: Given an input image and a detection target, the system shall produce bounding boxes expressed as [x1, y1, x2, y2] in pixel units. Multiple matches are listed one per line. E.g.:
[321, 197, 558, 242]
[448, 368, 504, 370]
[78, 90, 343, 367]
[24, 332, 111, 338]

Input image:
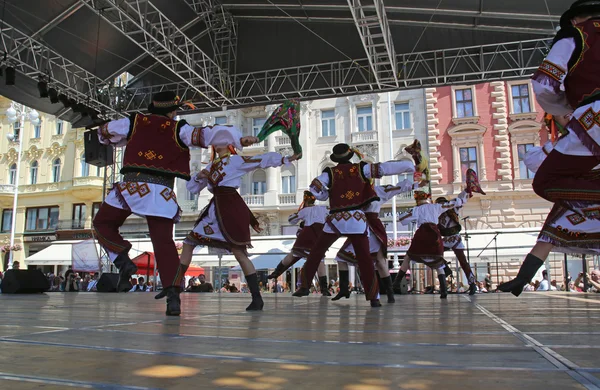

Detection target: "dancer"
[173, 145, 300, 310]
[292, 143, 417, 307]
[499, 0, 600, 296]
[334, 180, 416, 303]
[435, 196, 477, 295]
[92, 91, 257, 316]
[267, 191, 331, 296]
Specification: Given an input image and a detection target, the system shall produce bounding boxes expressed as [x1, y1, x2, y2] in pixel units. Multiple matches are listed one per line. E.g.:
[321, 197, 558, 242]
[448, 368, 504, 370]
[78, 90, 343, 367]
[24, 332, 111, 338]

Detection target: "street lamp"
[5, 102, 40, 269]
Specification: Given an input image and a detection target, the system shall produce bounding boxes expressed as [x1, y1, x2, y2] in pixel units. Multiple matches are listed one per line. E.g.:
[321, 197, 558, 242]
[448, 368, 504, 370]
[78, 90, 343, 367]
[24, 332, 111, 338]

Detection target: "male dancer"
[334, 180, 416, 303]
[93, 91, 257, 316]
[435, 197, 477, 295]
[499, 0, 600, 295]
[292, 143, 417, 307]
[267, 191, 331, 296]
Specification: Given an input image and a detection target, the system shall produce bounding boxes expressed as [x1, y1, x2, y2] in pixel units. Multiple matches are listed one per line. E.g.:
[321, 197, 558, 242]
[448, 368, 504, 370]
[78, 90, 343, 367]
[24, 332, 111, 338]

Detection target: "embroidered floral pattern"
[328, 211, 366, 222]
[538, 60, 566, 82]
[340, 190, 359, 200]
[204, 225, 214, 235]
[119, 182, 151, 198]
[310, 178, 323, 192]
[577, 108, 600, 131]
[566, 213, 586, 226]
[137, 150, 163, 161]
[191, 127, 206, 148]
[208, 161, 226, 185]
[370, 163, 383, 179]
[582, 207, 600, 220]
[160, 188, 176, 202]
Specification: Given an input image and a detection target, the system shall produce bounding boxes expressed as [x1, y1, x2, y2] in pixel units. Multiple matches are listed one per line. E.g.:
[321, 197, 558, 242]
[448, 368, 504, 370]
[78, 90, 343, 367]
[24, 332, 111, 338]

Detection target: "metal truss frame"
[80, 0, 232, 108]
[122, 37, 552, 112]
[0, 21, 121, 116]
[347, 0, 398, 88]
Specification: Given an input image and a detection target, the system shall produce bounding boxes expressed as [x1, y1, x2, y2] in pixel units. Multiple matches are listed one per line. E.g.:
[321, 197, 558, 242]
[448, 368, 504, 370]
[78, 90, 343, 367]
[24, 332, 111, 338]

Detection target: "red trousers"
[299, 232, 379, 300]
[93, 203, 179, 288]
[533, 150, 600, 204]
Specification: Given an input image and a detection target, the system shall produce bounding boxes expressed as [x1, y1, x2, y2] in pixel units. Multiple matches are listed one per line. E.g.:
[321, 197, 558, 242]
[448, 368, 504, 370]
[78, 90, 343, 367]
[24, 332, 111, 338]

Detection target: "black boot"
[155, 263, 189, 299]
[498, 254, 544, 297]
[381, 276, 395, 303]
[444, 264, 453, 277]
[245, 273, 264, 311]
[370, 299, 382, 307]
[165, 286, 181, 316]
[392, 269, 406, 293]
[319, 276, 331, 296]
[268, 261, 288, 280]
[292, 287, 310, 297]
[332, 270, 351, 301]
[113, 252, 137, 292]
[468, 282, 477, 295]
[438, 274, 448, 299]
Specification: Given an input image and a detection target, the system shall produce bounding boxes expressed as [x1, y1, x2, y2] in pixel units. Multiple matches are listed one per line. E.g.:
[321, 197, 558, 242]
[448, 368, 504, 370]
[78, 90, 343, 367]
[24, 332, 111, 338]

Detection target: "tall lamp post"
[5, 103, 40, 269]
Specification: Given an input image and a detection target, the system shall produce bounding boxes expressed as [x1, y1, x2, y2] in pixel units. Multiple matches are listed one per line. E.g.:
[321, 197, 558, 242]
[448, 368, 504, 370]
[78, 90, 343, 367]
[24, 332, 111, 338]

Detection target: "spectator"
[81, 275, 91, 291]
[87, 272, 99, 292]
[64, 272, 78, 292]
[130, 277, 148, 292]
[12, 261, 20, 270]
[537, 270, 555, 291]
[484, 274, 492, 290]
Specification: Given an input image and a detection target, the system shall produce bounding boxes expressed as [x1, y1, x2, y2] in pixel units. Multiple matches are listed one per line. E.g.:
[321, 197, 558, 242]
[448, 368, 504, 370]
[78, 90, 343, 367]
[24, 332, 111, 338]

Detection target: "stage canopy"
[0, 0, 564, 122]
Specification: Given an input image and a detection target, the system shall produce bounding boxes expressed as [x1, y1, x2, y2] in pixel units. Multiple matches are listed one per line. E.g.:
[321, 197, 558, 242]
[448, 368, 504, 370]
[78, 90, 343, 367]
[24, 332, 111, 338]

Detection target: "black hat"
[435, 197, 448, 204]
[560, 0, 600, 28]
[148, 91, 183, 115]
[330, 143, 355, 163]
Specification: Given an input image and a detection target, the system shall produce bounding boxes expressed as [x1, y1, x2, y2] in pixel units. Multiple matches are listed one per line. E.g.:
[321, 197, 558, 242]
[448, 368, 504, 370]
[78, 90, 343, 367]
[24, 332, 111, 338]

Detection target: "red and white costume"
[288, 205, 329, 258]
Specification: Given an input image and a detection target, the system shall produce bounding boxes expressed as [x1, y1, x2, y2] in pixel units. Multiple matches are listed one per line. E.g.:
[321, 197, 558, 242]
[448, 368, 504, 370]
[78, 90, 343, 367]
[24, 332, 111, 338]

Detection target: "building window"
[252, 169, 267, 195]
[455, 88, 474, 118]
[356, 106, 373, 132]
[80, 153, 89, 177]
[215, 116, 227, 125]
[281, 165, 296, 194]
[33, 123, 41, 138]
[1, 209, 12, 233]
[25, 206, 59, 232]
[72, 204, 86, 229]
[517, 143, 535, 179]
[9, 163, 17, 185]
[252, 118, 265, 137]
[30, 161, 38, 185]
[321, 110, 336, 137]
[459, 147, 478, 180]
[92, 202, 102, 219]
[395, 103, 411, 130]
[13, 121, 20, 141]
[56, 121, 63, 135]
[511, 84, 531, 114]
[95, 166, 102, 177]
[52, 158, 61, 182]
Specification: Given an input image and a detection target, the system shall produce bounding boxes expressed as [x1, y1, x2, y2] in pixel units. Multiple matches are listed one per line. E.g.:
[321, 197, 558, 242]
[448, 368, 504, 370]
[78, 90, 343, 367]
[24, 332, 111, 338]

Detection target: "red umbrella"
[131, 252, 204, 278]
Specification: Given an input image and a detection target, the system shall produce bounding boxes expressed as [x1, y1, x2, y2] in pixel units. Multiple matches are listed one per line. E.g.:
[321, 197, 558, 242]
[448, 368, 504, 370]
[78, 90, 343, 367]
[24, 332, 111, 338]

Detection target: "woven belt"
[123, 172, 175, 189]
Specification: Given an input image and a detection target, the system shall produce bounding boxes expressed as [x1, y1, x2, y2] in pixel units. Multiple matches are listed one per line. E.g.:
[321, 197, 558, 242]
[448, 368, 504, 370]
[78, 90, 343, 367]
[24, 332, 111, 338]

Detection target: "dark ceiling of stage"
[0, 0, 565, 121]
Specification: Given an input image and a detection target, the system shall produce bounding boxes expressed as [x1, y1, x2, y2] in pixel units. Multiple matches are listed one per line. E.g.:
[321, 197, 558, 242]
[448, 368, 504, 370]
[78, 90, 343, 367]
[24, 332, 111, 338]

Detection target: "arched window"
[80, 153, 89, 177]
[252, 169, 266, 195]
[8, 163, 17, 185]
[52, 158, 61, 183]
[30, 161, 38, 185]
[281, 165, 296, 194]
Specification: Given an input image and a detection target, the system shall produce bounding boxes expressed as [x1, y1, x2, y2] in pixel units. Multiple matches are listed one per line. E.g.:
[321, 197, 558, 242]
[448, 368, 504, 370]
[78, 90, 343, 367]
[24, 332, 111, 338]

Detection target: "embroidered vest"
[121, 113, 191, 180]
[565, 19, 600, 108]
[327, 162, 379, 213]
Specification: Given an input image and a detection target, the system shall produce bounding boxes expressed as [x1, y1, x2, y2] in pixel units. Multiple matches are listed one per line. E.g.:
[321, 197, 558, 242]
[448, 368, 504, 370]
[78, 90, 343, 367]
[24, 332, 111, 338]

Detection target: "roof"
[0, 0, 565, 120]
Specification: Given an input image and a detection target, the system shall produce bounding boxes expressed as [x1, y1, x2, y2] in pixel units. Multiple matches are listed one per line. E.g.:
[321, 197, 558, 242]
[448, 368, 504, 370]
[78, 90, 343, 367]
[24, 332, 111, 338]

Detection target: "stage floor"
[0, 291, 599, 390]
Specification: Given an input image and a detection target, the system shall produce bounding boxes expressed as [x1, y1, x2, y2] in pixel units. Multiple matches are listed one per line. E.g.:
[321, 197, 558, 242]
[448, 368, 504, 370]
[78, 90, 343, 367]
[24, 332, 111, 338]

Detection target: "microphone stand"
[477, 232, 499, 290]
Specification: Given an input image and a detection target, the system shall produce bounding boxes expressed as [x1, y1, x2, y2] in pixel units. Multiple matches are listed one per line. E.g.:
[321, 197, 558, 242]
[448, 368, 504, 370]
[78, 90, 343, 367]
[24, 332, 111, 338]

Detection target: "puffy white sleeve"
[362, 160, 415, 179]
[375, 180, 416, 202]
[440, 191, 468, 211]
[309, 172, 330, 201]
[238, 152, 290, 172]
[288, 212, 301, 225]
[186, 176, 209, 195]
[98, 118, 130, 147]
[179, 124, 244, 150]
[398, 209, 416, 226]
[524, 141, 554, 173]
[531, 37, 576, 116]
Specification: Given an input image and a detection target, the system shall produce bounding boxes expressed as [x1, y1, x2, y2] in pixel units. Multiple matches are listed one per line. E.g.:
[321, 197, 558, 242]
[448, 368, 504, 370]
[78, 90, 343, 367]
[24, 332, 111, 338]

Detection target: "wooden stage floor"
[0, 291, 599, 390]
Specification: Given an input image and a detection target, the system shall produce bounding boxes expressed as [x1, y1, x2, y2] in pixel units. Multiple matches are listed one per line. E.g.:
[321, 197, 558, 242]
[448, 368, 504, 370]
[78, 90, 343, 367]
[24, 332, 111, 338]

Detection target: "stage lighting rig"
[48, 88, 59, 103]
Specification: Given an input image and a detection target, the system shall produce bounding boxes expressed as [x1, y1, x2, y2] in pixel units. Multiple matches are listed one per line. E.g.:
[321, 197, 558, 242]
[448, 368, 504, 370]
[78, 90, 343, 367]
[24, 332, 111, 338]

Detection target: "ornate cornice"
[24, 145, 44, 161]
[5, 148, 18, 163]
[46, 142, 67, 158]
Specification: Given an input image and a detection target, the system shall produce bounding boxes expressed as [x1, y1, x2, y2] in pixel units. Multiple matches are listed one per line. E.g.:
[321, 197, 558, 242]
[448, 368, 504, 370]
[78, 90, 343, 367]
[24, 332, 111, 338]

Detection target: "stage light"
[5, 66, 15, 85]
[48, 88, 59, 103]
[37, 80, 48, 98]
[58, 93, 70, 107]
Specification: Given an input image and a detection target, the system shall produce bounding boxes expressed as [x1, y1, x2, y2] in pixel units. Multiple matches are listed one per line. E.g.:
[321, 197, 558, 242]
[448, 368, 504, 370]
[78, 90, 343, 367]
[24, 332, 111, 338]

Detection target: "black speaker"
[1, 269, 50, 293]
[97, 273, 120, 292]
[84, 129, 114, 167]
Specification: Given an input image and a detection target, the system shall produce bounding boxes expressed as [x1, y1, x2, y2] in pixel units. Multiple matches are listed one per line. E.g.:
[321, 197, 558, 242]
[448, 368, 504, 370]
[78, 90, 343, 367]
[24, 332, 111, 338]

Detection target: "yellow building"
[0, 97, 104, 273]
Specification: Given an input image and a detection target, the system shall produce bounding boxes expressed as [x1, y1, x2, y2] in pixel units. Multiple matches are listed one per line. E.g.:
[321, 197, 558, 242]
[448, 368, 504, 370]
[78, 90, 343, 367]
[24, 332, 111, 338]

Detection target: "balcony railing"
[56, 220, 86, 230]
[0, 184, 15, 194]
[351, 130, 378, 144]
[246, 139, 267, 149]
[243, 194, 264, 206]
[278, 193, 296, 205]
[275, 135, 291, 147]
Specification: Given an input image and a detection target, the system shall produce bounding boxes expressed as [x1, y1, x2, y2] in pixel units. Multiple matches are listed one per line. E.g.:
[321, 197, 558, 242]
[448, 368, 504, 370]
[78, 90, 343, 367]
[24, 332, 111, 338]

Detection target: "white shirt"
[537, 279, 550, 291]
[365, 181, 416, 213]
[398, 191, 468, 227]
[288, 205, 328, 226]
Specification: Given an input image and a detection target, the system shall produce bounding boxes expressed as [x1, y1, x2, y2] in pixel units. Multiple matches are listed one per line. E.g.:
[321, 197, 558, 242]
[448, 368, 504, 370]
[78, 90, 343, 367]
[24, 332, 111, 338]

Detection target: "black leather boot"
[498, 254, 544, 297]
[381, 276, 395, 303]
[438, 274, 448, 299]
[292, 287, 310, 297]
[245, 273, 264, 311]
[319, 276, 331, 296]
[165, 287, 181, 316]
[267, 261, 288, 280]
[332, 270, 351, 301]
[113, 252, 137, 292]
[444, 264, 453, 277]
[155, 263, 189, 299]
[468, 282, 477, 295]
[370, 299, 382, 307]
[392, 269, 406, 293]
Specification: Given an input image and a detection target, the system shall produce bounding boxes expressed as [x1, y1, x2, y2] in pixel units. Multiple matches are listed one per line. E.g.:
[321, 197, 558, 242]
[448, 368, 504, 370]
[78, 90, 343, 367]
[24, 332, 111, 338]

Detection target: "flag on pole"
[256, 100, 302, 157]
